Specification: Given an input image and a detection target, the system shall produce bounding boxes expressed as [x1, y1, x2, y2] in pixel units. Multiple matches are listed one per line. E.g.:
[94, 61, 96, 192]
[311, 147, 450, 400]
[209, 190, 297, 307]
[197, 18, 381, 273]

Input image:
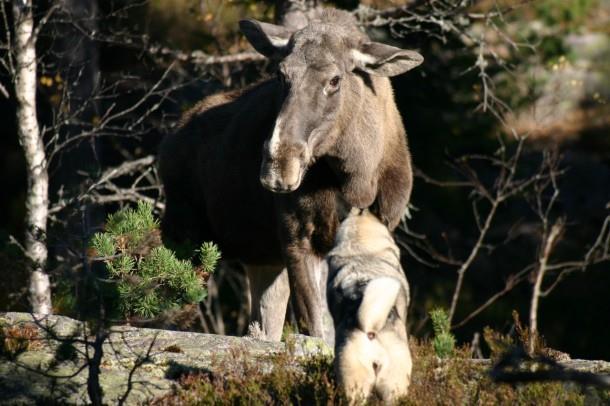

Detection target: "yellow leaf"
[40, 76, 53, 86]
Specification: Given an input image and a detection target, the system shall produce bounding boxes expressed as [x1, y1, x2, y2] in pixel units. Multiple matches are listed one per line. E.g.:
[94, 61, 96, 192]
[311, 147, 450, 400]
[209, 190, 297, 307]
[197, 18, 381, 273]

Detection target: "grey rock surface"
[0, 312, 331, 405]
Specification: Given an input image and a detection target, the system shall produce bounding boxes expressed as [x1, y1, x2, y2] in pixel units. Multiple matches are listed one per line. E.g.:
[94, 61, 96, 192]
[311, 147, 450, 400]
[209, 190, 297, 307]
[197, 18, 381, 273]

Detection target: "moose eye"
[329, 76, 341, 87]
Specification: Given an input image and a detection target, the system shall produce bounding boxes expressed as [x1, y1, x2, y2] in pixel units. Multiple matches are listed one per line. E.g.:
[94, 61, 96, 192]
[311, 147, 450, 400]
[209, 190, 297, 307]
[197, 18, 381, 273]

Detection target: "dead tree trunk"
[13, 1, 52, 314]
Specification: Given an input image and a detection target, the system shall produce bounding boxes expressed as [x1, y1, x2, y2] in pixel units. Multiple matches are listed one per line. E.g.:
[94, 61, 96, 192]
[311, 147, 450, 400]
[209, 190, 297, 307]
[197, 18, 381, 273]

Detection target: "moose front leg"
[285, 249, 335, 346]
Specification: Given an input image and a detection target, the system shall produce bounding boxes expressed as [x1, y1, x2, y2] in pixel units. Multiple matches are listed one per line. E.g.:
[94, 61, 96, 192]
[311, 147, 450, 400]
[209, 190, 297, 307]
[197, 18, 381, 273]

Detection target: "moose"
[158, 9, 423, 343]
[327, 208, 412, 403]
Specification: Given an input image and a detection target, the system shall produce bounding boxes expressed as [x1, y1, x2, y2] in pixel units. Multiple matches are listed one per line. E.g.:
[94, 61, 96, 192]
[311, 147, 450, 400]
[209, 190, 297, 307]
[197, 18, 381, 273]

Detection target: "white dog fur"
[327, 209, 412, 403]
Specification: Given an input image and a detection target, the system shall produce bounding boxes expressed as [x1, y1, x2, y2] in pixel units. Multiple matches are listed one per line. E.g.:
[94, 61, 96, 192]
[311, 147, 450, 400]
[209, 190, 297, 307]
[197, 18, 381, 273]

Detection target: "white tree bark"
[13, 0, 52, 314]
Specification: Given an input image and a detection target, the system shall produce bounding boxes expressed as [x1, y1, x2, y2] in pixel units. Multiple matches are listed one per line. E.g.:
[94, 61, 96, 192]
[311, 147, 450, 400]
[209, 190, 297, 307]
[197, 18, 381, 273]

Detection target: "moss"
[284, 333, 333, 359]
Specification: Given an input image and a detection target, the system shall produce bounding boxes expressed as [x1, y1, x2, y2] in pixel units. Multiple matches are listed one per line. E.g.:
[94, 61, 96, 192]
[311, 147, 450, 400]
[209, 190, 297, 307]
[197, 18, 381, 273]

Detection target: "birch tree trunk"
[13, 0, 52, 314]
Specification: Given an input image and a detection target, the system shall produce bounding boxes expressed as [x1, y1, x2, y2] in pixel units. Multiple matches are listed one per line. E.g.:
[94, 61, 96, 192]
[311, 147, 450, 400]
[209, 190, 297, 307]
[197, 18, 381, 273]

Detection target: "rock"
[0, 312, 331, 405]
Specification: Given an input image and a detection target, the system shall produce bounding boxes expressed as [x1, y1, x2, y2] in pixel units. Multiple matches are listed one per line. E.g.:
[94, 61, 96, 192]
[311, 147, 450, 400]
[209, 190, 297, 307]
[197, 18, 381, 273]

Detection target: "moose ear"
[239, 19, 292, 58]
[352, 42, 423, 77]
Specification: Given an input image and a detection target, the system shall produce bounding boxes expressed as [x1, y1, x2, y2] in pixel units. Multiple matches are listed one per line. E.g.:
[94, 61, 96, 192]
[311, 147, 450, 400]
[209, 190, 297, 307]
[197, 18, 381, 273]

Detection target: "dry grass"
[0, 322, 42, 360]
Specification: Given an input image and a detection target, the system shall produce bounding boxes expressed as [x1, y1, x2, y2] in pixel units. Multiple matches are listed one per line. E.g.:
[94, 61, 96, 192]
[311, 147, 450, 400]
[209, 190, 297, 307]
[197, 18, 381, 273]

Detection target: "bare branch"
[448, 198, 499, 323]
[49, 155, 162, 217]
[146, 45, 265, 66]
[529, 219, 563, 355]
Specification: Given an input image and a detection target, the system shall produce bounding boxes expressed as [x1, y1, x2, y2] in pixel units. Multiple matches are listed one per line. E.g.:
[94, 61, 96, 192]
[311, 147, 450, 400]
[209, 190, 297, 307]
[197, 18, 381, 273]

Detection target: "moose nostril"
[367, 332, 376, 340]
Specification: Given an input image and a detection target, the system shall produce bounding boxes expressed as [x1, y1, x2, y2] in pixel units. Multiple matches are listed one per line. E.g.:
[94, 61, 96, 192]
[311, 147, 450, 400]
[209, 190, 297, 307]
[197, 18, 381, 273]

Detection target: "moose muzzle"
[260, 140, 309, 193]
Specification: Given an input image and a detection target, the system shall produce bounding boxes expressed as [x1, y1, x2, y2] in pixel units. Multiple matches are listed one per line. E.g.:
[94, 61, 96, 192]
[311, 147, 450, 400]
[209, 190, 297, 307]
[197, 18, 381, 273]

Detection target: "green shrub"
[90, 201, 220, 320]
[430, 308, 456, 359]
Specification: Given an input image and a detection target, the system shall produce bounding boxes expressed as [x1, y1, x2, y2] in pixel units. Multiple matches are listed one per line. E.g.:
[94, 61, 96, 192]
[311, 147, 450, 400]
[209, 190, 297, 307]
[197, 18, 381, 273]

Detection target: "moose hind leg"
[244, 265, 290, 341]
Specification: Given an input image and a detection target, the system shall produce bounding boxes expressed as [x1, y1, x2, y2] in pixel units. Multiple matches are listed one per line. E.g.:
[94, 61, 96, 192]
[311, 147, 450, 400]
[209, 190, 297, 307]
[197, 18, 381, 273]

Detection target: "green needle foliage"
[199, 241, 221, 274]
[430, 308, 456, 359]
[90, 201, 220, 319]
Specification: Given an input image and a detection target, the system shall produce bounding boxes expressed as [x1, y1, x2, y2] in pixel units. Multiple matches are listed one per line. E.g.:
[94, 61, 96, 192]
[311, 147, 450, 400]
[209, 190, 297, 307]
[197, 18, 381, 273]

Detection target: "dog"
[327, 209, 412, 403]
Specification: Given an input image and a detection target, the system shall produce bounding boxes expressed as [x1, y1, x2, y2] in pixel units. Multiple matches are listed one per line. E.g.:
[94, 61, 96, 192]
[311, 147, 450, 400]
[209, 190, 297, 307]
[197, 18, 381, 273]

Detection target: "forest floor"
[1, 312, 609, 405]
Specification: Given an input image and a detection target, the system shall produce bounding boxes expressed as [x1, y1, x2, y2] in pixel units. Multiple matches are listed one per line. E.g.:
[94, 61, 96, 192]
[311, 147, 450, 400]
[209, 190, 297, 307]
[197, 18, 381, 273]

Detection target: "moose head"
[240, 12, 423, 193]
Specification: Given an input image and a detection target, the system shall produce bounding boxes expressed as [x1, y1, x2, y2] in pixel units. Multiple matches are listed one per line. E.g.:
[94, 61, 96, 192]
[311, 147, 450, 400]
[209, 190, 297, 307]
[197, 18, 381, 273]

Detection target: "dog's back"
[327, 210, 412, 403]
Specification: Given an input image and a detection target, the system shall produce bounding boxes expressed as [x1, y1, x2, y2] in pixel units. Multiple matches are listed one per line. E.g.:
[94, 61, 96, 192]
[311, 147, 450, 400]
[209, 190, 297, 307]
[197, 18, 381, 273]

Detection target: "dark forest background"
[1, 0, 609, 360]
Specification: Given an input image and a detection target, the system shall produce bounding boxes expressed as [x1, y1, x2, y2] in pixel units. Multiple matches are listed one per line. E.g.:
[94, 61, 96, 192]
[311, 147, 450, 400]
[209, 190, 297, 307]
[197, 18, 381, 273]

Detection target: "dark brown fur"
[158, 10, 418, 341]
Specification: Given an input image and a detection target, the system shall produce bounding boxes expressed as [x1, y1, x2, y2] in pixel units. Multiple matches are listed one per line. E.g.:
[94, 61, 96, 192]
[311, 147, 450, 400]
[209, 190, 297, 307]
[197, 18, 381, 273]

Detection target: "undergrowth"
[154, 338, 606, 405]
[154, 348, 347, 405]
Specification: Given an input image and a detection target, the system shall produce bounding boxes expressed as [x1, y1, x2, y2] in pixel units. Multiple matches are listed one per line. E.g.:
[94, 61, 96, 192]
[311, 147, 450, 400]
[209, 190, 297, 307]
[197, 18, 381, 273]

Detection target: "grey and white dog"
[327, 209, 412, 403]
